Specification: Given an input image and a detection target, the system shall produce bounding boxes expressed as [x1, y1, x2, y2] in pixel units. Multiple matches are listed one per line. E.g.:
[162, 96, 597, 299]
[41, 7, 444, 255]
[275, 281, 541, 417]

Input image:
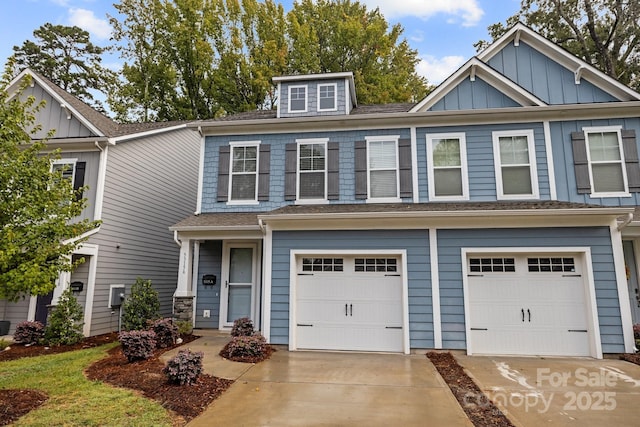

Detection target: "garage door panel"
[297, 324, 403, 352]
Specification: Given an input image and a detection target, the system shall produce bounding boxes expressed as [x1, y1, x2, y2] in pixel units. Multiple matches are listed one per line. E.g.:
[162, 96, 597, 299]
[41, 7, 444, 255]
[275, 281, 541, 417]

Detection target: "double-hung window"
[427, 133, 468, 200]
[493, 130, 539, 199]
[229, 142, 259, 203]
[289, 85, 307, 113]
[367, 136, 400, 201]
[51, 159, 77, 184]
[584, 126, 627, 195]
[297, 139, 327, 201]
[318, 83, 337, 111]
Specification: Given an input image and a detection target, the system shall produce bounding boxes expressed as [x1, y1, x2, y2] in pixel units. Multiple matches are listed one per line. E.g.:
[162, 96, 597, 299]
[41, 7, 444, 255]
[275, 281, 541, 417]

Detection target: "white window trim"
[366, 135, 401, 203]
[227, 141, 260, 206]
[288, 84, 308, 113]
[317, 83, 338, 112]
[582, 125, 631, 198]
[426, 132, 469, 201]
[296, 138, 329, 204]
[492, 129, 539, 200]
[51, 158, 77, 184]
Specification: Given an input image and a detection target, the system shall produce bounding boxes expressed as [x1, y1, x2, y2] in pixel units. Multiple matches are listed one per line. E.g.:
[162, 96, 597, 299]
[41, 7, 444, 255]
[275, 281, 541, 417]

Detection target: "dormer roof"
[273, 71, 357, 107]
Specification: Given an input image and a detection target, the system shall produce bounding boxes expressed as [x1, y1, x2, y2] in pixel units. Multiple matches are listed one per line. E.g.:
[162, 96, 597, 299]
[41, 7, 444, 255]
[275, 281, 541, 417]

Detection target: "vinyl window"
[289, 85, 307, 113]
[493, 130, 539, 199]
[318, 83, 337, 111]
[585, 127, 627, 195]
[229, 143, 259, 201]
[297, 139, 327, 200]
[367, 136, 399, 200]
[427, 133, 468, 200]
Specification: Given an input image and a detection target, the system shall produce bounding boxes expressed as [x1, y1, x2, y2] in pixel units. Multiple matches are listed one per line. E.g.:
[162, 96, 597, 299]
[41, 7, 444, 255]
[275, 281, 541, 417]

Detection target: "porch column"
[51, 255, 72, 304]
[173, 237, 194, 324]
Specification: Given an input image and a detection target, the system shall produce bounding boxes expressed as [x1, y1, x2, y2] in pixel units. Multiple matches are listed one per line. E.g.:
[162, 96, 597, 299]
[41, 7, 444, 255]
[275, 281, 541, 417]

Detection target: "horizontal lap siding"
[437, 227, 623, 352]
[270, 230, 432, 348]
[1, 298, 30, 335]
[195, 241, 222, 328]
[58, 151, 100, 223]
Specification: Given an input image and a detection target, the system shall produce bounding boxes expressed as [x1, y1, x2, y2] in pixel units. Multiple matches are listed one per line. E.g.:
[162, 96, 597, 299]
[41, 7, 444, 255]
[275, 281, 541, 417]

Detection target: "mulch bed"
[620, 352, 640, 366]
[427, 351, 514, 427]
[0, 389, 48, 426]
[0, 332, 119, 362]
[219, 341, 275, 363]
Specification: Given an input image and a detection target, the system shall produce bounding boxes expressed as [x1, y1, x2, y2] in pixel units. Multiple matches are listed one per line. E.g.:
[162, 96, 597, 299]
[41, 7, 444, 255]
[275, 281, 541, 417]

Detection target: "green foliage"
[176, 320, 193, 335]
[43, 287, 84, 345]
[121, 278, 160, 331]
[476, 0, 640, 91]
[119, 329, 157, 362]
[13, 320, 45, 344]
[0, 338, 9, 350]
[163, 349, 203, 385]
[0, 67, 99, 302]
[230, 316, 254, 337]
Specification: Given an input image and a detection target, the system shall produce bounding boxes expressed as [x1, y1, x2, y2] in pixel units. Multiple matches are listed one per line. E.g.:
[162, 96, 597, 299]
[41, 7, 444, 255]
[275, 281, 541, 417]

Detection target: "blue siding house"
[171, 24, 640, 358]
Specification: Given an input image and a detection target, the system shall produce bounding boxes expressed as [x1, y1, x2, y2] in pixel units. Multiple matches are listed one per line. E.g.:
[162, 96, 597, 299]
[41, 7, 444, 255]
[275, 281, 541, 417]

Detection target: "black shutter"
[258, 144, 271, 201]
[217, 146, 230, 202]
[73, 161, 86, 201]
[284, 143, 297, 200]
[354, 140, 367, 199]
[622, 129, 640, 192]
[571, 132, 591, 194]
[398, 139, 413, 198]
[327, 142, 339, 200]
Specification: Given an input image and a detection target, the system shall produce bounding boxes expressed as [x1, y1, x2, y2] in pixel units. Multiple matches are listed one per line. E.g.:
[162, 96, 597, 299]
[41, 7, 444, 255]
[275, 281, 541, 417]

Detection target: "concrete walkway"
[163, 331, 472, 426]
[456, 354, 640, 427]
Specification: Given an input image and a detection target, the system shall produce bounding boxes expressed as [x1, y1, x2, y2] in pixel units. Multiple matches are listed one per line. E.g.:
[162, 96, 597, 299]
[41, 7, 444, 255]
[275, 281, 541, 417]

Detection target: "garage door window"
[301, 258, 343, 272]
[527, 257, 576, 272]
[469, 258, 515, 272]
[354, 258, 397, 272]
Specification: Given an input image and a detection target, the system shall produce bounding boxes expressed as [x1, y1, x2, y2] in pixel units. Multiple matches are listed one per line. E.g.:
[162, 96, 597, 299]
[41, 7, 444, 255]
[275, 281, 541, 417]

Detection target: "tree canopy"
[476, 0, 640, 91]
[0, 67, 99, 301]
[10, 23, 117, 113]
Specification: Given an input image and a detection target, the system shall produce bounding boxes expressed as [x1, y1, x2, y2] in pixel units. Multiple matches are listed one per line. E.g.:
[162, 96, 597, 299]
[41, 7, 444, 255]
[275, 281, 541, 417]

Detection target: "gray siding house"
[171, 23, 640, 358]
[1, 69, 200, 336]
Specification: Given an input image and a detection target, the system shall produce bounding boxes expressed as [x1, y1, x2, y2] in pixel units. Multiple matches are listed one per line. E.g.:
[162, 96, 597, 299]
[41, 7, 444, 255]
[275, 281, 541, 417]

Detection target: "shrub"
[150, 318, 179, 348]
[0, 338, 10, 351]
[230, 317, 254, 337]
[122, 278, 160, 331]
[163, 349, 203, 385]
[119, 330, 156, 362]
[13, 321, 45, 345]
[634, 324, 640, 340]
[176, 320, 193, 336]
[225, 334, 268, 359]
[44, 288, 84, 346]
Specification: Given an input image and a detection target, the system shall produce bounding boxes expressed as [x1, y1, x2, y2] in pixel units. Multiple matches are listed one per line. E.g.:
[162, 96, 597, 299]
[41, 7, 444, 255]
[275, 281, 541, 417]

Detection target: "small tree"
[121, 278, 160, 331]
[44, 287, 84, 345]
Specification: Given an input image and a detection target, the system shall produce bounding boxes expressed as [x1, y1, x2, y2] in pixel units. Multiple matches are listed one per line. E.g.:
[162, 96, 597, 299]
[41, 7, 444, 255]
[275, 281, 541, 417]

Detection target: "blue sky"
[1, 0, 522, 85]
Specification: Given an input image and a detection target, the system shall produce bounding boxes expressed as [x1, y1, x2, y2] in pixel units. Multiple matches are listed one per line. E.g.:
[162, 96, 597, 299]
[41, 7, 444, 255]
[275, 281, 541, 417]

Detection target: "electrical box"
[109, 285, 125, 308]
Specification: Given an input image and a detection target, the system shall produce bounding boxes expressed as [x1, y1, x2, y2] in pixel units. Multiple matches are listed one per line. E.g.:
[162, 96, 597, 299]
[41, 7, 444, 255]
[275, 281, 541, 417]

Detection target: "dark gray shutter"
[258, 144, 271, 201]
[284, 143, 297, 200]
[327, 142, 339, 200]
[398, 139, 413, 198]
[622, 129, 640, 192]
[571, 132, 591, 194]
[73, 161, 86, 201]
[217, 146, 230, 202]
[354, 140, 367, 199]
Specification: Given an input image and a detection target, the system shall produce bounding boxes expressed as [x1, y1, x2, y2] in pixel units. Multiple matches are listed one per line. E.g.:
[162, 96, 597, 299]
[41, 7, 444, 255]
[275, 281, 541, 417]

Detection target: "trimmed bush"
[13, 321, 45, 345]
[122, 278, 160, 331]
[176, 320, 193, 336]
[119, 330, 156, 362]
[163, 349, 203, 385]
[150, 318, 179, 348]
[44, 288, 84, 346]
[225, 334, 268, 358]
[230, 317, 254, 337]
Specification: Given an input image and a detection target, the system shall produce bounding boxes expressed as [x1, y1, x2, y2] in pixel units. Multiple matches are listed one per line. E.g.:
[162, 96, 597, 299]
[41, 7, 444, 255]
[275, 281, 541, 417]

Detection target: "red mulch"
[0, 390, 48, 426]
[620, 352, 640, 366]
[427, 351, 514, 427]
[1, 333, 233, 426]
[219, 341, 275, 363]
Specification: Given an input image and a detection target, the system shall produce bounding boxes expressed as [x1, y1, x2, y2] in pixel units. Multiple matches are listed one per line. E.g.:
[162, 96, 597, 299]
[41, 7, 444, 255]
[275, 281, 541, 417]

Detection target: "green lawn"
[0, 343, 173, 426]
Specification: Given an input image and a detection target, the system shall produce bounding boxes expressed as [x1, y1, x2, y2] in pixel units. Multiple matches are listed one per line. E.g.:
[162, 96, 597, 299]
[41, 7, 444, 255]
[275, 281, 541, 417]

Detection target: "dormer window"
[318, 83, 337, 111]
[289, 85, 308, 113]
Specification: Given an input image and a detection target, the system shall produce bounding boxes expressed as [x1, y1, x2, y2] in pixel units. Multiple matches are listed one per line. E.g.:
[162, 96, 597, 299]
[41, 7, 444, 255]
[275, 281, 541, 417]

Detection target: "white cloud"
[417, 55, 466, 84]
[68, 8, 111, 40]
[360, 0, 484, 27]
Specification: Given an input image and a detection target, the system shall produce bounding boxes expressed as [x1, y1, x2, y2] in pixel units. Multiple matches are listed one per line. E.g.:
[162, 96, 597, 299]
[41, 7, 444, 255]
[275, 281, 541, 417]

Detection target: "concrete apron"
[455, 354, 640, 427]
[163, 331, 472, 426]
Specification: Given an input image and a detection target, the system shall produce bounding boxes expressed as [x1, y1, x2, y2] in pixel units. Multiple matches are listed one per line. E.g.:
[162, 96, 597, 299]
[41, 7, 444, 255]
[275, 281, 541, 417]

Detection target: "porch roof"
[170, 212, 264, 231]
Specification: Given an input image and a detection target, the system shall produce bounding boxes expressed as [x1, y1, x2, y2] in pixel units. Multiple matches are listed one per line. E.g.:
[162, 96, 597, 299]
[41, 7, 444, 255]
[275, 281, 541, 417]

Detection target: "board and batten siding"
[429, 76, 521, 111]
[22, 84, 95, 139]
[86, 128, 200, 335]
[58, 151, 100, 223]
[195, 241, 223, 328]
[437, 227, 624, 353]
[486, 41, 617, 105]
[270, 230, 432, 348]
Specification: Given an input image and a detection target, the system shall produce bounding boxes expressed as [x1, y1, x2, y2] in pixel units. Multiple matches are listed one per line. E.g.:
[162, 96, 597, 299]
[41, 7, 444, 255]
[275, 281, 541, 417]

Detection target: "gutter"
[618, 212, 634, 231]
[173, 230, 182, 247]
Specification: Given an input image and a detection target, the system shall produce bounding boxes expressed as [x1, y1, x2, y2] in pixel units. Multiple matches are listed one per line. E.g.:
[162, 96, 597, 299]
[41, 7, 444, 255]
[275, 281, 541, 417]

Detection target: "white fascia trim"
[110, 124, 187, 144]
[411, 58, 546, 112]
[262, 226, 273, 341]
[543, 121, 557, 200]
[276, 82, 282, 118]
[461, 246, 602, 358]
[429, 229, 442, 348]
[410, 127, 419, 202]
[288, 249, 410, 354]
[477, 23, 640, 102]
[610, 221, 636, 353]
[62, 226, 101, 246]
[93, 142, 108, 221]
[273, 71, 354, 82]
[195, 135, 206, 214]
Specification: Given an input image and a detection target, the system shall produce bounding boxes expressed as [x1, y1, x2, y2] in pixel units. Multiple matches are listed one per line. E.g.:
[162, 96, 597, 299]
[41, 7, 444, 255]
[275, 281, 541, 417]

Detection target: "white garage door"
[467, 254, 591, 357]
[295, 256, 404, 352]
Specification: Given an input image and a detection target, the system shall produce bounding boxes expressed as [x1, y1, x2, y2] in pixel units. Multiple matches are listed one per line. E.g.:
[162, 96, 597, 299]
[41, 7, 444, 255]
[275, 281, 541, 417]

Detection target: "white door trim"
[461, 247, 602, 359]
[289, 249, 410, 354]
[219, 241, 261, 329]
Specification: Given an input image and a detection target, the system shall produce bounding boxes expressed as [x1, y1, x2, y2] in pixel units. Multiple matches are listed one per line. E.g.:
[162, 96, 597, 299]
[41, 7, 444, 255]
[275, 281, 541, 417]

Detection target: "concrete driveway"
[456, 354, 640, 426]
[164, 331, 471, 426]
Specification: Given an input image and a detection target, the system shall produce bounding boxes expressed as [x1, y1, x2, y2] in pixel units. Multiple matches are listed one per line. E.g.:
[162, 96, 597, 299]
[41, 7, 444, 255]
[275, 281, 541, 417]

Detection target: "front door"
[220, 243, 258, 329]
